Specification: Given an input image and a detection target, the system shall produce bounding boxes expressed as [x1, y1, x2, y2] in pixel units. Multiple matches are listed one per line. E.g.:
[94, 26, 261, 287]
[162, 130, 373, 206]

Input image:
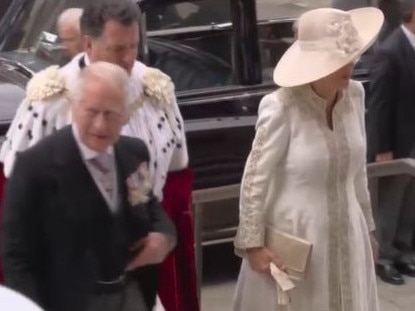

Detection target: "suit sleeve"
[234, 92, 290, 250]
[146, 194, 177, 246]
[1, 153, 42, 304]
[367, 48, 398, 155]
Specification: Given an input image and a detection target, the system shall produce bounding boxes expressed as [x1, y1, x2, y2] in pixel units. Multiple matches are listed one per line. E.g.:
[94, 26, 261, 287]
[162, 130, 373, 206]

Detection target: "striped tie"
[90, 155, 114, 201]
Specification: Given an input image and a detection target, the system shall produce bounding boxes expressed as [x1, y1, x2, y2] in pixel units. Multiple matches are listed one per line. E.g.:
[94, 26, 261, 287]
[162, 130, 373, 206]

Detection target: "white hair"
[74, 62, 130, 109]
[57, 8, 83, 31]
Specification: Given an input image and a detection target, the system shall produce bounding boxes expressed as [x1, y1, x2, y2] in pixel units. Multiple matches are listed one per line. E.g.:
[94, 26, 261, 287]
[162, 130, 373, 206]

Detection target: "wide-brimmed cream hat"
[273, 7, 384, 87]
[0, 285, 43, 311]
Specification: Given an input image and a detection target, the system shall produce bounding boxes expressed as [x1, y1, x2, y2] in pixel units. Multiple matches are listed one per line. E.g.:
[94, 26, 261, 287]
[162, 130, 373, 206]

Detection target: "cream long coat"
[233, 81, 378, 311]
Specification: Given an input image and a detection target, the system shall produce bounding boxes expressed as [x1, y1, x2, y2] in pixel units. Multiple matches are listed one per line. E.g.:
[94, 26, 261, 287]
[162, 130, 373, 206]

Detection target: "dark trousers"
[377, 174, 415, 263]
[87, 281, 148, 311]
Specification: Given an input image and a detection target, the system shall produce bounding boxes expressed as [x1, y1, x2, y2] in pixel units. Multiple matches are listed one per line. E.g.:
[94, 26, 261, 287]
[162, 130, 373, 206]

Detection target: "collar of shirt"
[72, 124, 114, 161]
[401, 25, 415, 51]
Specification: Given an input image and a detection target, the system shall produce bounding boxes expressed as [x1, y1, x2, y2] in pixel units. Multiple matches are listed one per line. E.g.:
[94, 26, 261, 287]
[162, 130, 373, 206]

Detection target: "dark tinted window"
[0, 76, 26, 123]
[0, 0, 85, 67]
[255, 0, 376, 82]
[256, 0, 331, 21]
[1, 0, 85, 52]
[255, 1, 332, 81]
[146, 0, 233, 92]
[146, 0, 230, 31]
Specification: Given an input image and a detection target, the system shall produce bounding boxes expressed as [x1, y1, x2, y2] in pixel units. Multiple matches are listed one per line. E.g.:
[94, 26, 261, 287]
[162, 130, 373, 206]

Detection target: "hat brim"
[0, 285, 43, 311]
[273, 7, 384, 87]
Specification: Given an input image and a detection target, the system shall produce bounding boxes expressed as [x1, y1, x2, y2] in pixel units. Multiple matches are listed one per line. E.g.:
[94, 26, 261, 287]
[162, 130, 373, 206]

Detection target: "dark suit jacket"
[378, 0, 400, 42]
[366, 27, 415, 160]
[1, 126, 176, 311]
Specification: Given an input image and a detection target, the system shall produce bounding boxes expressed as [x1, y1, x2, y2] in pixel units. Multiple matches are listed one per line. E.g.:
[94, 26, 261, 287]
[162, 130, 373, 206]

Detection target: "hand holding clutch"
[246, 247, 285, 273]
[265, 226, 313, 280]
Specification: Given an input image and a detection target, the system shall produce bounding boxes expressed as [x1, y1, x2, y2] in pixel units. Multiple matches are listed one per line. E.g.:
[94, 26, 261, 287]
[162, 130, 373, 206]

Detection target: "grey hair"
[73, 62, 130, 109]
[57, 8, 83, 31]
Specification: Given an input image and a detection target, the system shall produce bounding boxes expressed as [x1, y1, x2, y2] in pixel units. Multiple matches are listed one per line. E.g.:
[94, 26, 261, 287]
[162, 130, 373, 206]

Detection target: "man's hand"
[376, 152, 393, 162]
[125, 232, 172, 271]
[246, 247, 285, 274]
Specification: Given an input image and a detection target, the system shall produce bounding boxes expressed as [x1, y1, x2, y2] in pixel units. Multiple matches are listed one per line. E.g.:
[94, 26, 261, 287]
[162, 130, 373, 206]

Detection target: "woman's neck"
[310, 81, 338, 106]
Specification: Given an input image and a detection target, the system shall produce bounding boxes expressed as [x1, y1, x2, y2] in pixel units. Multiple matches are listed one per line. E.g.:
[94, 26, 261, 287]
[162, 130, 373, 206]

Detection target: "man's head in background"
[57, 8, 84, 58]
[80, 0, 141, 74]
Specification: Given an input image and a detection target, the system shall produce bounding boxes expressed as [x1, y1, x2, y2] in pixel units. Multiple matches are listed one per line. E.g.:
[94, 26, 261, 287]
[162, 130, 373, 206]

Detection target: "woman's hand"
[246, 247, 285, 273]
[369, 232, 378, 262]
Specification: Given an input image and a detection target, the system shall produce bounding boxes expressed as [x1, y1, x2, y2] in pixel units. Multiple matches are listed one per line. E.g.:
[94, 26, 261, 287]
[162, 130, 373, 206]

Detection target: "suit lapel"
[114, 138, 154, 240]
[53, 127, 110, 217]
[53, 130, 148, 217]
[114, 140, 142, 211]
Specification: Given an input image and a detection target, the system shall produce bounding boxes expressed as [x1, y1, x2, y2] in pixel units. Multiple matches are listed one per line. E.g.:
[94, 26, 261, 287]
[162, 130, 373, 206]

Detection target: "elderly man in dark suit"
[367, 0, 415, 285]
[1, 62, 176, 311]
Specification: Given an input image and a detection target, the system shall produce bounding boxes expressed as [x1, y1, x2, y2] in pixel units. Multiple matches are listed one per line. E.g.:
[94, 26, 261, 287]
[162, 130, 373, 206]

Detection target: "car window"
[331, 0, 376, 11]
[3, 0, 85, 51]
[255, 1, 330, 81]
[0, 0, 85, 66]
[256, 0, 375, 21]
[146, 0, 233, 92]
[255, 0, 376, 82]
[0, 77, 26, 123]
[146, 0, 230, 31]
[145, 0, 342, 91]
[256, 0, 332, 21]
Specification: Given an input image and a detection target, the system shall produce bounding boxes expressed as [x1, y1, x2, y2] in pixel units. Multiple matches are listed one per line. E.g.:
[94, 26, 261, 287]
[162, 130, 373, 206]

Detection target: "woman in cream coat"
[234, 7, 384, 311]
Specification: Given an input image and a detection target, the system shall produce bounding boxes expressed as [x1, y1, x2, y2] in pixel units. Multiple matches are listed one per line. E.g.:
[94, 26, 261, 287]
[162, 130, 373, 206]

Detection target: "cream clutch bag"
[265, 226, 313, 280]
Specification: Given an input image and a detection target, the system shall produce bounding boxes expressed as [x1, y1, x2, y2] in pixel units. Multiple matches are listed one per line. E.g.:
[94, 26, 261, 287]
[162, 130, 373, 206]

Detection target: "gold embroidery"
[235, 125, 267, 248]
[296, 85, 353, 311]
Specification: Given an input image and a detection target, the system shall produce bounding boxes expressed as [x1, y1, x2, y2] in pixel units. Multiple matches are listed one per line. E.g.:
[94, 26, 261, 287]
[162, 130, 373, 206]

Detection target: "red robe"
[159, 168, 199, 311]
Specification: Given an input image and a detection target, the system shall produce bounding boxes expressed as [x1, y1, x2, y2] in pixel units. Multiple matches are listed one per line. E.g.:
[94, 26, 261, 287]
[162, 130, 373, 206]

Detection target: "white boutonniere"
[141, 67, 174, 109]
[26, 65, 66, 102]
[126, 162, 153, 206]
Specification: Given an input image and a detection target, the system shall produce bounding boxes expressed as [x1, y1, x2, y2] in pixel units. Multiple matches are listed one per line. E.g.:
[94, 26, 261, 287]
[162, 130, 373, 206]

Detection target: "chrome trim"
[96, 274, 126, 285]
[184, 116, 257, 132]
[147, 23, 233, 37]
